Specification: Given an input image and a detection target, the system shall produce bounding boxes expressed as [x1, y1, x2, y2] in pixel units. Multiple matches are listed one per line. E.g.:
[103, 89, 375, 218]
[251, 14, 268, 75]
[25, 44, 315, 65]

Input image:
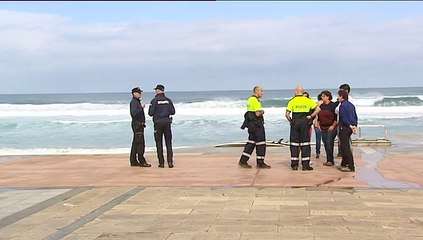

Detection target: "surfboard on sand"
[215, 139, 291, 148]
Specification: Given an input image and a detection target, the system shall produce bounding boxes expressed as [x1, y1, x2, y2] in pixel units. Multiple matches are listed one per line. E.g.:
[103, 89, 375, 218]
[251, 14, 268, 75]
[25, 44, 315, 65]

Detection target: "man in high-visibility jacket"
[239, 86, 271, 169]
[285, 86, 318, 171]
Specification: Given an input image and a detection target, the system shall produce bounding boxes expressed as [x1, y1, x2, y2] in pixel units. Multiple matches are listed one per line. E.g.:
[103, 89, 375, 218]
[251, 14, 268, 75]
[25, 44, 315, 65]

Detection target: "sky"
[1, 1, 423, 94]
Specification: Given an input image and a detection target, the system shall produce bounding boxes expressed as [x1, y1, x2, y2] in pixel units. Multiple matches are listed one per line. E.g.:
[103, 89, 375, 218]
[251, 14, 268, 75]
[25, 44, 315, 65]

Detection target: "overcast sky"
[1, 2, 423, 94]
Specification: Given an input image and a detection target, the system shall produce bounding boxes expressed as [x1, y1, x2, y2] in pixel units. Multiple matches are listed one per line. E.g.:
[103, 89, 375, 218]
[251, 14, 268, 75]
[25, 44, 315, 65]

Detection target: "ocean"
[1, 87, 423, 155]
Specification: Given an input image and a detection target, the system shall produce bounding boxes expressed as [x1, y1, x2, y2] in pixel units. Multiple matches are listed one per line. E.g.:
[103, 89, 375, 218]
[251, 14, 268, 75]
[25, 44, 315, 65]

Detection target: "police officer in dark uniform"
[129, 87, 151, 167]
[285, 86, 317, 171]
[239, 86, 271, 169]
[148, 84, 176, 168]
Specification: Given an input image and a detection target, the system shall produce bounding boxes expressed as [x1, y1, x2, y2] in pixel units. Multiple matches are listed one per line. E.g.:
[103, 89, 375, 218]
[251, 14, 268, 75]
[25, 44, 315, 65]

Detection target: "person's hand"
[255, 110, 264, 117]
[141, 103, 145, 109]
[351, 125, 357, 134]
[328, 126, 335, 131]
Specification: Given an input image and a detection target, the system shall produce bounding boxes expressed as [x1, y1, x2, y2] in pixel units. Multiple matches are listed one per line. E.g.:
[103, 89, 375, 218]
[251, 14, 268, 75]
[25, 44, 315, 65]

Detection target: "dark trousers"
[321, 129, 337, 163]
[239, 126, 266, 164]
[154, 122, 173, 165]
[339, 127, 354, 170]
[130, 121, 146, 165]
[290, 118, 312, 167]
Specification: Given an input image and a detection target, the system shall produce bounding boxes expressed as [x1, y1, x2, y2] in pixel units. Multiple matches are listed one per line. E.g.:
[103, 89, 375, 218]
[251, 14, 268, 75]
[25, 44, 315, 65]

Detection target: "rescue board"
[215, 139, 391, 148]
[215, 140, 291, 148]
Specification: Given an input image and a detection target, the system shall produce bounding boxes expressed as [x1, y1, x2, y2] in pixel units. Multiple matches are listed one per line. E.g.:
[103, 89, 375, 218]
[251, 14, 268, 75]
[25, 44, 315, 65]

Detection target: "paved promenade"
[0, 146, 422, 239]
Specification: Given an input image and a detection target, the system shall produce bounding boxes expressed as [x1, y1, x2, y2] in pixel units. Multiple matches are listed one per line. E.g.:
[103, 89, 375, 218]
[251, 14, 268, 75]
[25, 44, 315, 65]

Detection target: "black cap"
[131, 87, 142, 93]
[154, 84, 165, 91]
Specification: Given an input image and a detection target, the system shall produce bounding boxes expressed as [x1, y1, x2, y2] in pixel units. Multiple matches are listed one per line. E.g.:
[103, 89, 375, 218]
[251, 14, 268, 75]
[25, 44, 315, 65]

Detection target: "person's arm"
[148, 99, 155, 117]
[285, 110, 293, 125]
[255, 110, 264, 117]
[130, 99, 143, 119]
[315, 116, 321, 130]
[328, 120, 337, 131]
[339, 104, 357, 132]
[252, 97, 264, 117]
[350, 106, 358, 134]
[307, 106, 320, 120]
[306, 98, 319, 120]
[168, 98, 176, 115]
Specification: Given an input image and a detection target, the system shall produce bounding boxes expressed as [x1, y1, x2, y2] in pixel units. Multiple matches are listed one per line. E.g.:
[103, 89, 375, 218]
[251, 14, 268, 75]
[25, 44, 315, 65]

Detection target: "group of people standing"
[129, 84, 175, 168]
[239, 84, 358, 172]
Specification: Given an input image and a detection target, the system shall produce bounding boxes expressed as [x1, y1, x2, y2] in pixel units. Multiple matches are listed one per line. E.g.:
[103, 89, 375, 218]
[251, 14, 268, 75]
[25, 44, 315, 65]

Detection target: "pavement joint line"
[251, 169, 260, 186]
[0, 187, 90, 229]
[43, 186, 144, 240]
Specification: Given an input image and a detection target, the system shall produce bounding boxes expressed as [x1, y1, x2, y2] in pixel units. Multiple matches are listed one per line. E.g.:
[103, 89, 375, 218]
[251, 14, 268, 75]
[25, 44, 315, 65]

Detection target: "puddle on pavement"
[356, 147, 421, 189]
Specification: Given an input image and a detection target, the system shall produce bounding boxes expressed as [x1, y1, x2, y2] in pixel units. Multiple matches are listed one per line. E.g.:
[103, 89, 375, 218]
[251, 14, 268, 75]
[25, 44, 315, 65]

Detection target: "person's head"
[320, 90, 333, 102]
[337, 89, 349, 102]
[295, 86, 304, 96]
[131, 87, 142, 99]
[253, 86, 264, 98]
[317, 93, 323, 101]
[154, 84, 165, 94]
[303, 91, 310, 98]
[339, 84, 351, 93]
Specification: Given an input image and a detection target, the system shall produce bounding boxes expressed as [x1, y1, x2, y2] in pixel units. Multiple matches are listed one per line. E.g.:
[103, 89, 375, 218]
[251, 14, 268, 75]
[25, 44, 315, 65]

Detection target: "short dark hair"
[317, 93, 322, 101]
[339, 84, 351, 93]
[321, 90, 332, 101]
[338, 89, 349, 100]
[303, 91, 310, 98]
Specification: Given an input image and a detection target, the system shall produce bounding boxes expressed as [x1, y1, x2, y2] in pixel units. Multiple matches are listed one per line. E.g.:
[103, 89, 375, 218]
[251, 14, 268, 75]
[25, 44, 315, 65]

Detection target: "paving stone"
[61, 233, 102, 240]
[168, 232, 241, 240]
[95, 232, 171, 240]
[241, 232, 314, 239]
[209, 224, 278, 233]
[1, 185, 423, 239]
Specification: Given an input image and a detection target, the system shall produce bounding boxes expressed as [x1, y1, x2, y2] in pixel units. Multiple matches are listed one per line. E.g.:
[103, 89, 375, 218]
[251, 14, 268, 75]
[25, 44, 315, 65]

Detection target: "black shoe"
[139, 162, 151, 167]
[158, 164, 164, 168]
[316, 153, 320, 159]
[302, 166, 314, 171]
[340, 167, 355, 172]
[337, 165, 347, 170]
[168, 163, 174, 168]
[291, 166, 298, 171]
[238, 162, 252, 169]
[257, 163, 271, 169]
[130, 164, 140, 167]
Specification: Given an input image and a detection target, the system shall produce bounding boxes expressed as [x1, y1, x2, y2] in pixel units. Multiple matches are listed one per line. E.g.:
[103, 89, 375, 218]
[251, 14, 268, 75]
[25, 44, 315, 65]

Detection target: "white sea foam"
[52, 120, 130, 125]
[0, 103, 127, 117]
[1, 99, 423, 119]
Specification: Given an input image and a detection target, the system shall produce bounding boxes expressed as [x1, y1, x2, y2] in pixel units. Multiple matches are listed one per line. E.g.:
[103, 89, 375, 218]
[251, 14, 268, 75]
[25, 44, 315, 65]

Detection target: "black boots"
[257, 160, 271, 169]
[239, 160, 271, 169]
[238, 161, 252, 168]
[257, 162, 271, 169]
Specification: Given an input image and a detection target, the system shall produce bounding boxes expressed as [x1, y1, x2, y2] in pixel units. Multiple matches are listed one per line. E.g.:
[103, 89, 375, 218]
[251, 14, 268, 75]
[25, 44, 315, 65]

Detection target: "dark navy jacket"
[339, 100, 358, 128]
[130, 97, 146, 123]
[148, 93, 175, 123]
